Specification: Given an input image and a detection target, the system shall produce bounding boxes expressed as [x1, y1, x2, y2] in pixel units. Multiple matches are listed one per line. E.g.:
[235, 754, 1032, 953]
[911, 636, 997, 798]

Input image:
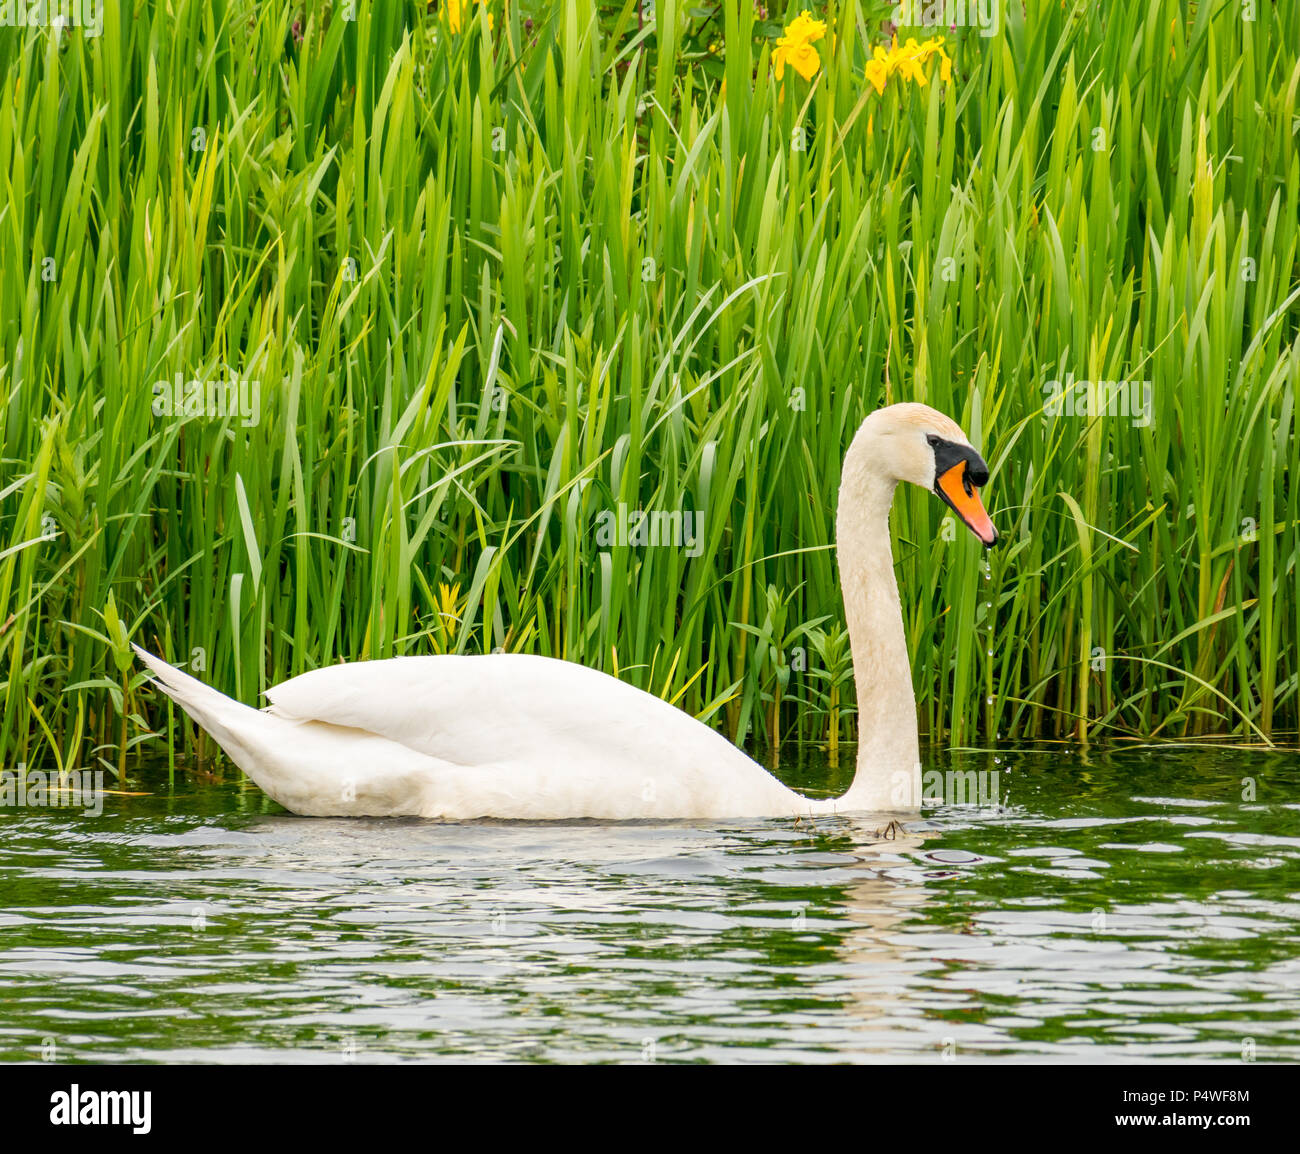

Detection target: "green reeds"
[0, 1, 1297, 779]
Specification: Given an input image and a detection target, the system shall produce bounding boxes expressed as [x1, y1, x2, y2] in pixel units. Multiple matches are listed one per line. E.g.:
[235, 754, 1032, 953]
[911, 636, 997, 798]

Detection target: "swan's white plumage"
[134, 402, 994, 822]
[136, 647, 811, 820]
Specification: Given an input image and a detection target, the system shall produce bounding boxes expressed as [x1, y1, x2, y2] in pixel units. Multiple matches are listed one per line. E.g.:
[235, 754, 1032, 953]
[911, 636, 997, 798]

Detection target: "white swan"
[135, 402, 996, 820]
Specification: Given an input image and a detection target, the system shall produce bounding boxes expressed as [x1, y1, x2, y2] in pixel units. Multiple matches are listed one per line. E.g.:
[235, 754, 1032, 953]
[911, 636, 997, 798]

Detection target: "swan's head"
[859, 403, 997, 546]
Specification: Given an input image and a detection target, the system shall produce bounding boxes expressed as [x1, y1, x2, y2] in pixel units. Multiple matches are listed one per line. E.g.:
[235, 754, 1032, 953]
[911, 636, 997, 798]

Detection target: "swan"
[134, 402, 996, 820]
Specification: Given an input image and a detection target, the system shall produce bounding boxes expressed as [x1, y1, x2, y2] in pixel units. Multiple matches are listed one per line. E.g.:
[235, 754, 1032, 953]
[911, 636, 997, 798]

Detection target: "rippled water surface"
[2, 746, 1298, 1062]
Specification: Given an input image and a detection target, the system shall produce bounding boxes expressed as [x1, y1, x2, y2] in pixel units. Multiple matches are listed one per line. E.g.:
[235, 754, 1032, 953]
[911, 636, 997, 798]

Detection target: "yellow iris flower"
[772, 10, 828, 82]
[863, 36, 952, 95]
[445, 0, 494, 34]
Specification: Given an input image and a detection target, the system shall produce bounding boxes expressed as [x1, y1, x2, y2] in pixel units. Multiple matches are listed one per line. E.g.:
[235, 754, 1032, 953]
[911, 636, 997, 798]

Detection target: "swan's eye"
[926, 434, 941, 448]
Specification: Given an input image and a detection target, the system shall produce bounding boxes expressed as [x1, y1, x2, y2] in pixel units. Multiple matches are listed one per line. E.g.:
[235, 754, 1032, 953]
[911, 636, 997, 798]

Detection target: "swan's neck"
[834, 459, 921, 811]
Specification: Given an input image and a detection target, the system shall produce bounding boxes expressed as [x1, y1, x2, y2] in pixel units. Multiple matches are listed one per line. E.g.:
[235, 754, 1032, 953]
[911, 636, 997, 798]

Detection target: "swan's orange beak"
[936, 462, 997, 546]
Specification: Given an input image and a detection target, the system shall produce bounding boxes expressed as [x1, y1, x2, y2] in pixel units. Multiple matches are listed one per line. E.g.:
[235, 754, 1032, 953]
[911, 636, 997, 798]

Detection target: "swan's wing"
[263, 653, 752, 774]
[264, 654, 806, 818]
[138, 646, 801, 820]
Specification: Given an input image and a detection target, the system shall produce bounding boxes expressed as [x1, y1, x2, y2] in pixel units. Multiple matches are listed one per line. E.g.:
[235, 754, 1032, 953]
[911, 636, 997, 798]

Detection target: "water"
[2, 746, 1298, 1063]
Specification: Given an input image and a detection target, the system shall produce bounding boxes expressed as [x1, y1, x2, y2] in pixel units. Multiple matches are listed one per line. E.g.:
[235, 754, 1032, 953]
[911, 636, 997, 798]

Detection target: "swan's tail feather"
[133, 644, 439, 816]
[132, 644, 274, 773]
